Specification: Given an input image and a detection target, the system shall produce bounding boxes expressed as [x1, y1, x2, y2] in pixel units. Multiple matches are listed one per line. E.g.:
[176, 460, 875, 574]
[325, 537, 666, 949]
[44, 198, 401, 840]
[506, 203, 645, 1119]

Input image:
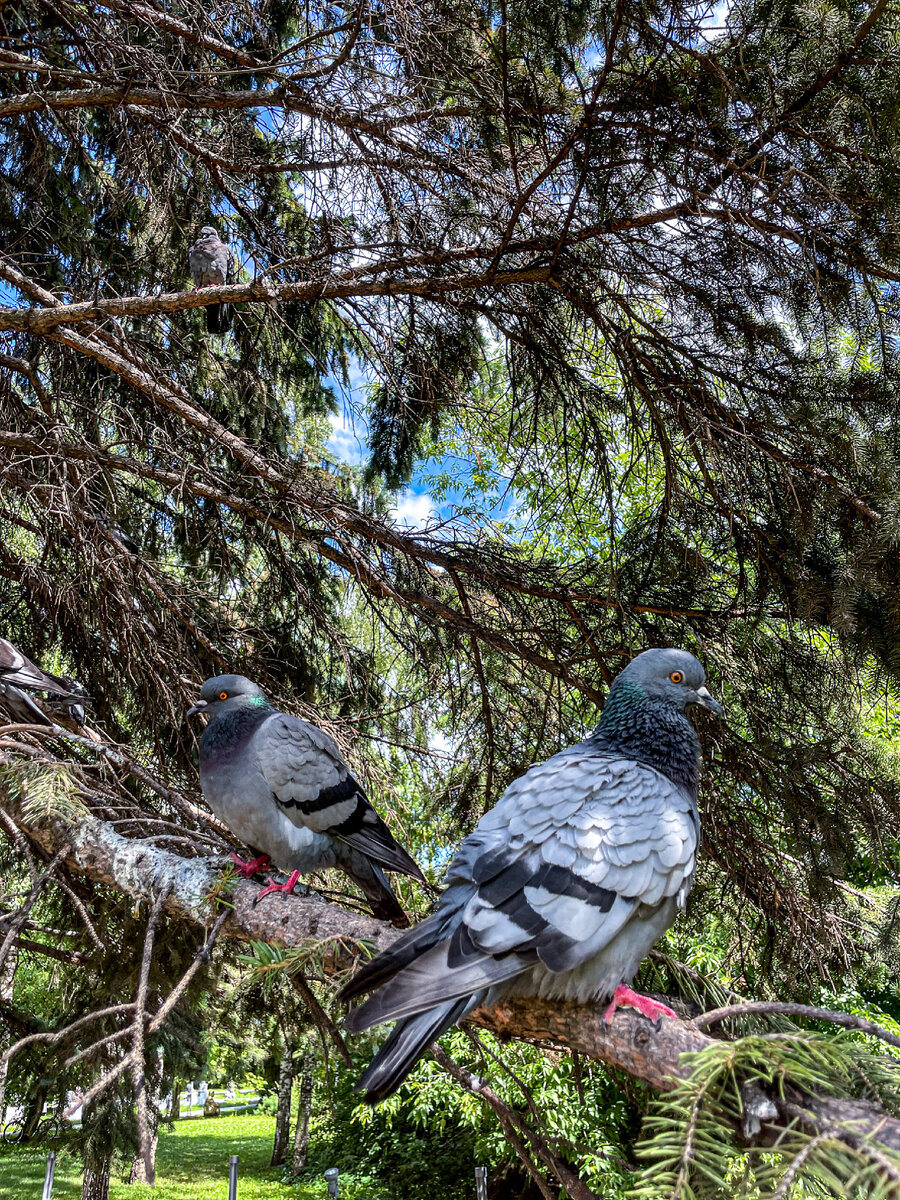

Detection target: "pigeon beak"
[187, 700, 208, 719]
[694, 686, 723, 716]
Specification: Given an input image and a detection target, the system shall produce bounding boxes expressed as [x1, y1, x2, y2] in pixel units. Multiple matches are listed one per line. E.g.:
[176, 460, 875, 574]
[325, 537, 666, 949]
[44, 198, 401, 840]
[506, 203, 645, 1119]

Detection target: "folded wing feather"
[344, 751, 697, 1032]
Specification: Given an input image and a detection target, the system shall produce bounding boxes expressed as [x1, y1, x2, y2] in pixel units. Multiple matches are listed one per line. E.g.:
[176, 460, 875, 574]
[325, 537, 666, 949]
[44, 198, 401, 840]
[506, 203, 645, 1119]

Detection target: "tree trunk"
[82, 1161, 111, 1200]
[21, 1082, 49, 1142]
[169, 1079, 180, 1121]
[0, 947, 16, 1124]
[291, 1051, 315, 1175]
[127, 1125, 159, 1184]
[270, 1038, 294, 1167]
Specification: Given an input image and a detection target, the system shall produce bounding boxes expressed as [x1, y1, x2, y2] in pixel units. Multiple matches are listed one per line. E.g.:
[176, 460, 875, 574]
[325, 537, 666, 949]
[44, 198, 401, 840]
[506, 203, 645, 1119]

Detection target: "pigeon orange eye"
[219, 691, 228, 700]
[669, 671, 683, 684]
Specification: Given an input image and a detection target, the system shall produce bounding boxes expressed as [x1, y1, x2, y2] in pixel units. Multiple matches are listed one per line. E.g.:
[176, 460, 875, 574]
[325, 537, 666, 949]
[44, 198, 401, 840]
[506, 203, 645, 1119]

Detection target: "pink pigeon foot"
[255, 869, 302, 903]
[230, 852, 272, 879]
[602, 985, 678, 1027]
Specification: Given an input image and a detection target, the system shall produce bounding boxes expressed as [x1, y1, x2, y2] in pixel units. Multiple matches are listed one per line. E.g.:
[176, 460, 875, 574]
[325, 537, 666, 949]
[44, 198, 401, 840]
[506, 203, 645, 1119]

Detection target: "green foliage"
[0, 1114, 318, 1200]
[293, 1029, 637, 1199]
[636, 1032, 900, 1200]
[367, 309, 486, 489]
[297, 1049, 481, 1200]
[0, 761, 86, 825]
[7, 0, 900, 1195]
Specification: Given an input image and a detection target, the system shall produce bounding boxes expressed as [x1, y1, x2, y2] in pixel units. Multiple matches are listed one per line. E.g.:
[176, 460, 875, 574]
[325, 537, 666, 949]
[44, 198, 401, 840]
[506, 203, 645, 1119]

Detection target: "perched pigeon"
[340, 648, 722, 1102]
[0, 638, 89, 727]
[49, 677, 89, 727]
[188, 675, 427, 925]
[86, 507, 140, 556]
[188, 226, 234, 334]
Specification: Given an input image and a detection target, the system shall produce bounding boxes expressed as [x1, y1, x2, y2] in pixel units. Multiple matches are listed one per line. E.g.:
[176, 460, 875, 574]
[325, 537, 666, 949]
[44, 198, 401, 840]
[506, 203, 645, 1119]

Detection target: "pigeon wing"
[345, 750, 697, 1029]
[255, 713, 426, 883]
[0, 638, 79, 697]
[187, 239, 206, 286]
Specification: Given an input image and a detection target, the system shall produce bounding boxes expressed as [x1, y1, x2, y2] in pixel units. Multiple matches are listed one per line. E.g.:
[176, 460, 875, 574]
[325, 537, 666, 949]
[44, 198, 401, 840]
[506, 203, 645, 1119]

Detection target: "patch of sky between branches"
[698, 0, 731, 43]
[325, 360, 523, 535]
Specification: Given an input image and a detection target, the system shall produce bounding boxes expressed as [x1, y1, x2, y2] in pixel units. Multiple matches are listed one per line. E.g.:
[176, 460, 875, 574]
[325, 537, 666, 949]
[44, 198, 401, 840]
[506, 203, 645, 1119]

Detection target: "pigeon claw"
[602, 985, 678, 1028]
[254, 870, 302, 903]
[230, 852, 272, 879]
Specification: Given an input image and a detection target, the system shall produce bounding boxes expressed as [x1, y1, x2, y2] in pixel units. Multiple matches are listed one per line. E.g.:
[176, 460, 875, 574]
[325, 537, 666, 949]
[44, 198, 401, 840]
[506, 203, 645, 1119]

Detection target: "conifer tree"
[4, 0, 900, 1194]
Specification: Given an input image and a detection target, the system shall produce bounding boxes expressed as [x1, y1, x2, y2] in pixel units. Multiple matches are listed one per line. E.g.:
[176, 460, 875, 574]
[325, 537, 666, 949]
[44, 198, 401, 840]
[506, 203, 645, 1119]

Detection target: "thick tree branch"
[0, 767, 398, 958]
[0, 264, 555, 333]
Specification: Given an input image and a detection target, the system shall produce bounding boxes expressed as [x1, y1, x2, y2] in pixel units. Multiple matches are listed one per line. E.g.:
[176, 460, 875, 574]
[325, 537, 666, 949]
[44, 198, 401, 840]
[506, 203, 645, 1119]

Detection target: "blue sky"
[325, 359, 525, 535]
[325, 362, 440, 529]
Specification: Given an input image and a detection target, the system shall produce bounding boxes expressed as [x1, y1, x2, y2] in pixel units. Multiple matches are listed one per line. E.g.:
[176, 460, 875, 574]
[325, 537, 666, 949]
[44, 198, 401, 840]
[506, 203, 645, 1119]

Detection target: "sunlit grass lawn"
[0, 1112, 327, 1199]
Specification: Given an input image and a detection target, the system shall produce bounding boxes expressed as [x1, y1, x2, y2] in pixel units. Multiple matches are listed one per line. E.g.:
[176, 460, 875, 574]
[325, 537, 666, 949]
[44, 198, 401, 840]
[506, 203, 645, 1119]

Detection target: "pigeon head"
[612, 648, 722, 716]
[592, 648, 721, 797]
[198, 225, 220, 238]
[187, 674, 270, 719]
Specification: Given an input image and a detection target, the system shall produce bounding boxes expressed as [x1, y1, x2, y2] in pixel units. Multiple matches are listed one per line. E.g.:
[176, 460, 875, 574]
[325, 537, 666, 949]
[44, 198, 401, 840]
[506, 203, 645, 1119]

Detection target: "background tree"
[5, 0, 900, 1194]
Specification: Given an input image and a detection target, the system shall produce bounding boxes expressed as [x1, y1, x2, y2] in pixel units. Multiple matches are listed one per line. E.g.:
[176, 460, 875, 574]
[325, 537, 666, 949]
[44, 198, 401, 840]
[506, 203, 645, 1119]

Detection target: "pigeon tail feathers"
[0, 684, 54, 725]
[350, 860, 411, 927]
[339, 911, 447, 1005]
[344, 942, 527, 1031]
[205, 302, 230, 334]
[337, 820, 428, 885]
[355, 996, 478, 1103]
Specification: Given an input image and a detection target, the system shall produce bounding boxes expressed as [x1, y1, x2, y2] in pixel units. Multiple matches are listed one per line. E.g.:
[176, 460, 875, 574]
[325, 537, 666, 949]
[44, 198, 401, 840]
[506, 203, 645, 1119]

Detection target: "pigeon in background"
[0, 638, 90, 727]
[188, 226, 234, 334]
[340, 648, 722, 1102]
[49, 677, 90, 727]
[86, 507, 140, 556]
[188, 675, 427, 925]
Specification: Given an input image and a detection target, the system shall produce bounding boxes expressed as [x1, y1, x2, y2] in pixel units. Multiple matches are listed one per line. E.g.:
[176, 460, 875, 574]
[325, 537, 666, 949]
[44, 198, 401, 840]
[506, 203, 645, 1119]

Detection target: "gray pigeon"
[86, 507, 140, 556]
[0, 638, 89, 726]
[188, 226, 234, 334]
[340, 648, 722, 1102]
[188, 675, 427, 925]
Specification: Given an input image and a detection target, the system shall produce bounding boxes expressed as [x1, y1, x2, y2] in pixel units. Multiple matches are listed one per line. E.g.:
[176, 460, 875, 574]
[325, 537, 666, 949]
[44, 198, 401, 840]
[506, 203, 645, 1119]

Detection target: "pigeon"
[49, 677, 90, 727]
[86, 507, 140, 556]
[340, 648, 722, 1102]
[187, 674, 428, 925]
[0, 638, 90, 727]
[188, 226, 234, 334]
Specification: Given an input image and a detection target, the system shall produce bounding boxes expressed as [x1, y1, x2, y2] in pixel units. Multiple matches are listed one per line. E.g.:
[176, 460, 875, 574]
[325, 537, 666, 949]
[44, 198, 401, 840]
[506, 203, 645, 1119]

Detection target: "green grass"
[0, 1112, 329, 1199]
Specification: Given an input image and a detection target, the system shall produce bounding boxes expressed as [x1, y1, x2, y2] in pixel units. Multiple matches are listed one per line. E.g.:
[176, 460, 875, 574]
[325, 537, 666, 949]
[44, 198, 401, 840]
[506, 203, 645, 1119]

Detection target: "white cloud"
[327, 409, 368, 466]
[390, 489, 434, 529]
[699, 0, 731, 41]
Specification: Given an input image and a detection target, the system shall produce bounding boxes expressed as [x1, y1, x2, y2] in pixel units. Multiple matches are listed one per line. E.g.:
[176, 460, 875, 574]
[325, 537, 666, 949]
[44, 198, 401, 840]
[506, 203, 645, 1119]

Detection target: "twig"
[131, 886, 170, 1186]
[695, 1002, 900, 1052]
[291, 973, 352, 1067]
[0, 845, 68, 972]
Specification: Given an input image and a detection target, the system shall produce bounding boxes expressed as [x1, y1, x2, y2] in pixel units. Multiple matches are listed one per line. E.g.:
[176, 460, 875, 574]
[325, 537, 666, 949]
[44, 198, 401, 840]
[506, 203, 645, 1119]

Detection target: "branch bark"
[0, 265, 553, 334]
[0, 770, 397, 958]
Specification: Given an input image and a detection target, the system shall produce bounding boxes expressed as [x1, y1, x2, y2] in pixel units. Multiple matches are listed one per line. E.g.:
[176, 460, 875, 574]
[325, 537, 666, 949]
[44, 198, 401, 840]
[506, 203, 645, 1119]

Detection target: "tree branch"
[0, 264, 553, 333]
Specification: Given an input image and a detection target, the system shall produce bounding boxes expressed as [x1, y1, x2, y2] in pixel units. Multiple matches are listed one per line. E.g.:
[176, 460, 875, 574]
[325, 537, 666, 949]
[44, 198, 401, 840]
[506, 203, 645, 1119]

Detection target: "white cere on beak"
[695, 685, 723, 716]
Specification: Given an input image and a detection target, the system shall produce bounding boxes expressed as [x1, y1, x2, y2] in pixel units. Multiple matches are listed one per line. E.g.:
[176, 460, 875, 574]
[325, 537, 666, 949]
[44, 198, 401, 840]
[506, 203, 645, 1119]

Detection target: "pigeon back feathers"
[255, 712, 428, 884]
